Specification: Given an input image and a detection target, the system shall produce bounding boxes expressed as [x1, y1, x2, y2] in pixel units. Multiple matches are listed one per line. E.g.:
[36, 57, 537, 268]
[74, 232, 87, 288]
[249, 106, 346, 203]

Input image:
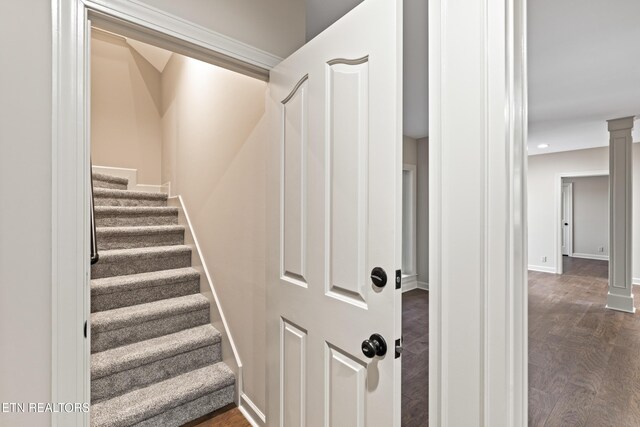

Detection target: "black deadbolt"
[361, 333, 387, 358]
[371, 267, 387, 288]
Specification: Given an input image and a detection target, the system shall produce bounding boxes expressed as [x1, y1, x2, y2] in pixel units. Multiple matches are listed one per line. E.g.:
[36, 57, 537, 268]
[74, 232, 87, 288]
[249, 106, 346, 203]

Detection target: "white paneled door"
[266, 0, 402, 425]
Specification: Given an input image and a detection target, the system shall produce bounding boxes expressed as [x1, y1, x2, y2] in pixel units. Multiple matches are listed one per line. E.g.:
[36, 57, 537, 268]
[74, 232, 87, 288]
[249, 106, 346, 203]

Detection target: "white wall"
[528, 145, 640, 282]
[305, 0, 362, 41]
[0, 2, 304, 424]
[0, 1, 52, 425]
[161, 54, 269, 412]
[91, 32, 164, 184]
[563, 175, 609, 259]
[403, 135, 418, 165]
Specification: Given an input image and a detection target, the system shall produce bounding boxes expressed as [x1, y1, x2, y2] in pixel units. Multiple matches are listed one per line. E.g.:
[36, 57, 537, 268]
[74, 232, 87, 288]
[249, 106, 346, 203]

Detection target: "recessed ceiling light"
[537, 143, 549, 149]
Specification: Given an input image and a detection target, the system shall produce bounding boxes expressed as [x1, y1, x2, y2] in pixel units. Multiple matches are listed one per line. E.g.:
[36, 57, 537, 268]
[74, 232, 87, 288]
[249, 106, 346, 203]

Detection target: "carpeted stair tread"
[95, 206, 179, 216]
[94, 206, 179, 227]
[96, 225, 185, 250]
[91, 294, 209, 333]
[97, 225, 185, 236]
[90, 363, 235, 427]
[94, 187, 168, 201]
[91, 324, 221, 380]
[96, 245, 191, 262]
[93, 173, 129, 186]
[91, 245, 192, 279]
[92, 267, 199, 297]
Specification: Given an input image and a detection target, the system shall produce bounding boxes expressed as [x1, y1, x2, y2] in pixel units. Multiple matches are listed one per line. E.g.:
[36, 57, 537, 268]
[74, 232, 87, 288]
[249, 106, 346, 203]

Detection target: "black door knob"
[361, 334, 387, 358]
[371, 267, 387, 288]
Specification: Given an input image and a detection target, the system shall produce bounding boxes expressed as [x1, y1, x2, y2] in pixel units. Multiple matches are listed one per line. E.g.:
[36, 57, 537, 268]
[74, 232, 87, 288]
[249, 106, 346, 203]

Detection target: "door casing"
[554, 170, 608, 274]
[561, 182, 573, 256]
[52, 1, 280, 425]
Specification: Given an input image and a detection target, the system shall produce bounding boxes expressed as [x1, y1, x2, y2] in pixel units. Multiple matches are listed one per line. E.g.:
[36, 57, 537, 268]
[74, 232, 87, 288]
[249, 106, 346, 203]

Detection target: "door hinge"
[84, 320, 87, 338]
[395, 269, 401, 290]
[395, 337, 403, 358]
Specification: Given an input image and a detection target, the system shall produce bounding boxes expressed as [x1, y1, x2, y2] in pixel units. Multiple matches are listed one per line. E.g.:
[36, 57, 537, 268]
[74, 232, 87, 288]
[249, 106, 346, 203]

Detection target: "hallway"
[529, 257, 640, 426]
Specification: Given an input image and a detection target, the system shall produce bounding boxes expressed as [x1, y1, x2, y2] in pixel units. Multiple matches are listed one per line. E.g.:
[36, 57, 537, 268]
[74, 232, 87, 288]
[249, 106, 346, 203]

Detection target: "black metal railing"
[90, 161, 99, 265]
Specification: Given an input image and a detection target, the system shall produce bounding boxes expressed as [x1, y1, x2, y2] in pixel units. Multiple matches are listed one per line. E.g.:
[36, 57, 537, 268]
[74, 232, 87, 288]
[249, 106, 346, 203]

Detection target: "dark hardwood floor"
[188, 257, 639, 427]
[402, 289, 429, 427]
[530, 256, 640, 426]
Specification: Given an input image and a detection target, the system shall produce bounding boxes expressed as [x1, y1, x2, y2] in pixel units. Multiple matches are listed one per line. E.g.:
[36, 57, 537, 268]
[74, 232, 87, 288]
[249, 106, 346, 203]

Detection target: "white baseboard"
[402, 275, 418, 292]
[528, 264, 556, 274]
[633, 278, 640, 286]
[571, 253, 609, 261]
[417, 281, 429, 291]
[93, 165, 169, 193]
[239, 393, 266, 427]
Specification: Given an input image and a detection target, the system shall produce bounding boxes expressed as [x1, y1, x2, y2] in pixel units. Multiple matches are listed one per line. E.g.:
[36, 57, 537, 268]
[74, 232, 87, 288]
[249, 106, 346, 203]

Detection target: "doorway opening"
[559, 174, 610, 279]
[400, 0, 429, 424]
[88, 18, 269, 426]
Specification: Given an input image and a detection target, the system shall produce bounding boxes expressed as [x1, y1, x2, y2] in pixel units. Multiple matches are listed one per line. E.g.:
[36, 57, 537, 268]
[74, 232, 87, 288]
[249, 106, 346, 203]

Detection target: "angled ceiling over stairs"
[125, 38, 173, 72]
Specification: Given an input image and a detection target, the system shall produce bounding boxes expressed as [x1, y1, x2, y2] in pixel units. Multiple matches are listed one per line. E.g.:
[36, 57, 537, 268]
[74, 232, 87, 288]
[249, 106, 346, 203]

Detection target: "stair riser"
[92, 279, 200, 312]
[95, 214, 178, 227]
[92, 308, 209, 353]
[132, 385, 235, 427]
[94, 196, 167, 207]
[92, 343, 221, 402]
[94, 180, 128, 190]
[91, 252, 191, 279]
[97, 231, 184, 250]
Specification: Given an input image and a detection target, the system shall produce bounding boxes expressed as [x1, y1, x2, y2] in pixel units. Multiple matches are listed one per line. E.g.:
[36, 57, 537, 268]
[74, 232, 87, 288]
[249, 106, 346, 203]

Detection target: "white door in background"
[266, 0, 402, 425]
[561, 182, 573, 256]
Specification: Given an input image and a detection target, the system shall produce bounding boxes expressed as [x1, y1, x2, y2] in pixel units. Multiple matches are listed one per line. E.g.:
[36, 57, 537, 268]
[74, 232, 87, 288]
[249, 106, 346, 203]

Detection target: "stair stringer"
[168, 196, 242, 406]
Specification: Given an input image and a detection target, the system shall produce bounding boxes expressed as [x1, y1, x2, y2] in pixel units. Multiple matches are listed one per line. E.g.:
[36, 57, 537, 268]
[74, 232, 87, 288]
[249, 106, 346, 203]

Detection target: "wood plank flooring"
[188, 257, 640, 427]
[186, 404, 250, 427]
[402, 289, 429, 427]
[529, 257, 640, 426]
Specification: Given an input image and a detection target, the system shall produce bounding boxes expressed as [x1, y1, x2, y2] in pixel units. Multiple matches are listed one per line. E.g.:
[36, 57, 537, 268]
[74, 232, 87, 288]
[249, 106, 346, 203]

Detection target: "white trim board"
[402, 274, 418, 292]
[239, 393, 267, 427]
[528, 265, 557, 274]
[417, 281, 429, 291]
[571, 253, 609, 261]
[554, 170, 608, 275]
[85, 0, 282, 81]
[429, 0, 527, 424]
[52, 1, 282, 424]
[634, 278, 640, 286]
[92, 165, 170, 194]
[168, 196, 243, 402]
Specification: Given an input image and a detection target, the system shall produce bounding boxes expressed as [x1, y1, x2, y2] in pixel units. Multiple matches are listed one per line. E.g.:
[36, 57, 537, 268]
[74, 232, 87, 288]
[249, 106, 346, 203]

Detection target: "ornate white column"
[607, 116, 635, 313]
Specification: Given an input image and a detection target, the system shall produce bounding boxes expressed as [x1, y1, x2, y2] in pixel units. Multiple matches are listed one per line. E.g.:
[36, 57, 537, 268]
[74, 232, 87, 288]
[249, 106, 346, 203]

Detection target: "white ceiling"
[527, 0, 640, 155]
[307, 0, 640, 150]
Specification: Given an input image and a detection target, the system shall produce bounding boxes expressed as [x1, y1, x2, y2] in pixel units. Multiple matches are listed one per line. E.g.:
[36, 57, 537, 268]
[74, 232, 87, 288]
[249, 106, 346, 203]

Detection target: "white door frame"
[54, 0, 531, 425]
[554, 170, 608, 274]
[429, 0, 528, 425]
[402, 164, 418, 281]
[561, 182, 574, 256]
[51, 1, 280, 425]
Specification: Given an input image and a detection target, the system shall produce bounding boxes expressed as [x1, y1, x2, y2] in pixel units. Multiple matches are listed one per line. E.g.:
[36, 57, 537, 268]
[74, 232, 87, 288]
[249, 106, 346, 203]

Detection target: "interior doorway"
[555, 172, 609, 276]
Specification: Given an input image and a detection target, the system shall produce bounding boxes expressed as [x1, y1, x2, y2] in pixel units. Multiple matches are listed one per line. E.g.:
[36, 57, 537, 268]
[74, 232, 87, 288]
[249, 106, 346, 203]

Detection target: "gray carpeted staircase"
[90, 172, 235, 427]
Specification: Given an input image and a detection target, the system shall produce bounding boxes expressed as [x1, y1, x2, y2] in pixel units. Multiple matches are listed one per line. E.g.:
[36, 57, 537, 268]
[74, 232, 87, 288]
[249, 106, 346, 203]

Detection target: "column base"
[606, 292, 636, 313]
